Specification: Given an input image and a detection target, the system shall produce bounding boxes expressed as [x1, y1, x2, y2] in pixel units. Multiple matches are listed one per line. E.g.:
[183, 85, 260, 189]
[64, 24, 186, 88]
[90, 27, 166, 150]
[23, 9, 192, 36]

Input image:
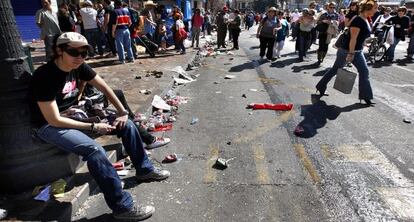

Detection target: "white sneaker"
[113, 205, 155, 221]
[136, 168, 170, 181]
[146, 137, 170, 149]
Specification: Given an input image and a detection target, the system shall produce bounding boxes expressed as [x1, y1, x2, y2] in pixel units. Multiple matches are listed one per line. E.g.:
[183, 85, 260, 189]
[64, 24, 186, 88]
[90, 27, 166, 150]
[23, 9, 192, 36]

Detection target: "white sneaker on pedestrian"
[113, 205, 155, 221]
[146, 137, 170, 149]
[136, 168, 170, 182]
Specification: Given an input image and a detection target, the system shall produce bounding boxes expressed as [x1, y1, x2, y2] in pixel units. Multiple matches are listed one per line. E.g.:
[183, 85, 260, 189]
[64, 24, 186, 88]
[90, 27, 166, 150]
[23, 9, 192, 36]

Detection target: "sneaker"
[126, 59, 135, 63]
[136, 168, 170, 181]
[113, 205, 155, 221]
[146, 137, 170, 149]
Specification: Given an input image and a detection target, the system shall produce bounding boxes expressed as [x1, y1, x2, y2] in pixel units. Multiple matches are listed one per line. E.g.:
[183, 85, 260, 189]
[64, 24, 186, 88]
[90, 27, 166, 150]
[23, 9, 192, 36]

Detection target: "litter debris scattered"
[226, 51, 234, 55]
[112, 161, 125, 170]
[224, 75, 236, 79]
[224, 63, 232, 65]
[294, 125, 305, 136]
[242, 94, 247, 98]
[248, 112, 253, 115]
[152, 123, 173, 132]
[214, 81, 220, 84]
[403, 118, 412, 124]
[33, 185, 51, 202]
[51, 179, 66, 198]
[135, 75, 142, 79]
[172, 66, 195, 82]
[162, 154, 178, 163]
[247, 103, 294, 111]
[249, 89, 258, 92]
[213, 157, 236, 170]
[117, 170, 129, 176]
[139, 89, 152, 95]
[190, 117, 199, 125]
[215, 91, 222, 94]
[174, 77, 193, 85]
[227, 141, 232, 145]
[152, 95, 171, 111]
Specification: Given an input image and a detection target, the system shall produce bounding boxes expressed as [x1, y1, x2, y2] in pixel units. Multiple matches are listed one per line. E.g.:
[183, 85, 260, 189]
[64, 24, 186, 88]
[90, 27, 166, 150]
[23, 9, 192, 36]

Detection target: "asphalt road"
[74, 26, 414, 222]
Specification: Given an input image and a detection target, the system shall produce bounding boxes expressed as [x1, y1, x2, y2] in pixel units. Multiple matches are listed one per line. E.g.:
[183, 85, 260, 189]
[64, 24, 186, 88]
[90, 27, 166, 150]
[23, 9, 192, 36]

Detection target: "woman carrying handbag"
[315, 0, 378, 106]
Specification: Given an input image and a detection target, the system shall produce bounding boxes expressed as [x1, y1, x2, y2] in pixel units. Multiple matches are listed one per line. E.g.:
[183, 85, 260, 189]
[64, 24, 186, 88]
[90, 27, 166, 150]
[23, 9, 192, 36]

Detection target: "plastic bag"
[386, 26, 394, 45]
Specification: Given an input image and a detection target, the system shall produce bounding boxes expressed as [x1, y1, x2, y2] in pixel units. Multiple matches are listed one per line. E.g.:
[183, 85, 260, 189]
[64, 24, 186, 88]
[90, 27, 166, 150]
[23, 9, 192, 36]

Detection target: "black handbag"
[334, 16, 358, 49]
[315, 23, 328, 32]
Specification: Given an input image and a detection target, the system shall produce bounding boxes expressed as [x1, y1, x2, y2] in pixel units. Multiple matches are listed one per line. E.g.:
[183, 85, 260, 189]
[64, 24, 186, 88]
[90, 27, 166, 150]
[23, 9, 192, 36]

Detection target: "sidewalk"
[1, 37, 208, 221]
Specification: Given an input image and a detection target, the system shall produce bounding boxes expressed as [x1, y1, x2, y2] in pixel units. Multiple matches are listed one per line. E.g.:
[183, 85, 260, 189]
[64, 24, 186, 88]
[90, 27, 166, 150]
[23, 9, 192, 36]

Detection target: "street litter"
[174, 77, 193, 85]
[227, 141, 231, 145]
[294, 126, 305, 136]
[249, 89, 258, 92]
[248, 112, 253, 115]
[213, 157, 236, 170]
[190, 117, 199, 125]
[33, 185, 51, 202]
[229, 58, 234, 60]
[242, 94, 247, 98]
[152, 123, 173, 132]
[133, 113, 147, 122]
[162, 154, 177, 163]
[214, 81, 220, 84]
[224, 63, 232, 65]
[152, 95, 171, 111]
[403, 118, 412, 124]
[247, 103, 294, 111]
[139, 89, 152, 95]
[227, 51, 234, 55]
[172, 66, 195, 82]
[117, 170, 129, 176]
[224, 75, 236, 79]
[215, 91, 222, 94]
[146, 70, 163, 78]
[51, 179, 66, 198]
[112, 161, 125, 170]
[135, 75, 142, 79]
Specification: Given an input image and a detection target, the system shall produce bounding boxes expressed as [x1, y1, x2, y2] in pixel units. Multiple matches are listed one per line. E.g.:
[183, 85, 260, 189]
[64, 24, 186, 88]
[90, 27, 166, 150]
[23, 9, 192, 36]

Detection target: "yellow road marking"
[252, 144, 271, 184]
[203, 144, 219, 184]
[234, 110, 294, 145]
[293, 144, 321, 184]
[320, 144, 332, 159]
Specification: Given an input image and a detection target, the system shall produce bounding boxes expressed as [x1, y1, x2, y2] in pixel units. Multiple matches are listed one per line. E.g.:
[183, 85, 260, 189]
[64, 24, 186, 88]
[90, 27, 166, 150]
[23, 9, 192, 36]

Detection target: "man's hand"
[113, 114, 128, 130]
[94, 123, 116, 135]
[346, 53, 354, 63]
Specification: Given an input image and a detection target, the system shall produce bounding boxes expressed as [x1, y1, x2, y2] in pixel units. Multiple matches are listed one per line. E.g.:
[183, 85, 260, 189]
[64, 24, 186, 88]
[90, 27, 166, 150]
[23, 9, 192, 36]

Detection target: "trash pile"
[32, 178, 67, 202]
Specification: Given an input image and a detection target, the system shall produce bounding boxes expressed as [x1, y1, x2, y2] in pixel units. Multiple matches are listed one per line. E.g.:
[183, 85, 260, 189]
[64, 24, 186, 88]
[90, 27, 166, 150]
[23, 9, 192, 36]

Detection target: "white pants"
[273, 40, 285, 57]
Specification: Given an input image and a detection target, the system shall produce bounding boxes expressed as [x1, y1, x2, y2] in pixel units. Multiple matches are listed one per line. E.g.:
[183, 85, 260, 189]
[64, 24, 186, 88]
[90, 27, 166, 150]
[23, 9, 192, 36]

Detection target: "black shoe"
[360, 99, 376, 106]
[315, 85, 327, 97]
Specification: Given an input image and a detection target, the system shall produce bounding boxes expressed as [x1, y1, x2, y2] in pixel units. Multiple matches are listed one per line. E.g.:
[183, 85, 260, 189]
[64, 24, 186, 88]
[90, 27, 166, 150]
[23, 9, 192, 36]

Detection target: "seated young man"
[30, 32, 169, 220]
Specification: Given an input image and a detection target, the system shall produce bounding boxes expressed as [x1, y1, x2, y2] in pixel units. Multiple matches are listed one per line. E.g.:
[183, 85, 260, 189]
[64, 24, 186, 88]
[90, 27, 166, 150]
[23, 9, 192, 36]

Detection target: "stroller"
[135, 34, 158, 58]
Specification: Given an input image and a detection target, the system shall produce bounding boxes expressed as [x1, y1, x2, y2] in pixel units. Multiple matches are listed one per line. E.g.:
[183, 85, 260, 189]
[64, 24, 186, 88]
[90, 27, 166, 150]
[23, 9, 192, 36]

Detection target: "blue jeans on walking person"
[316, 48, 373, 100]
[115, 28, 134, 62]
[36, 119, 153, 213]
[298, 31, 311, 60]
[84, 28, 104, 57]
[385, 37, 401, 61]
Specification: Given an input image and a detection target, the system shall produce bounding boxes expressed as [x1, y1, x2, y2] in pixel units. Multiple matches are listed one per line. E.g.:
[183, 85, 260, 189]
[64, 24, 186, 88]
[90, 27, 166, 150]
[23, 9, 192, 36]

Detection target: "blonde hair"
[359, 0, 377, 13]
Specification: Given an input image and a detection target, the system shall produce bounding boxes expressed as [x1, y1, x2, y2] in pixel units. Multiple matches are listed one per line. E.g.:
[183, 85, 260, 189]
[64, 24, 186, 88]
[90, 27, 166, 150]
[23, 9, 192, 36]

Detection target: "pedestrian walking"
[316, 0, 378, 106]
[406, 10, 414, 59]
[297, 8, 315, 61]
[273, 11, 290, 59]
[30, 32, 170, 221]
[229, 10, 241, 50]
[385, 6, 410, 62]
[174, 13, 187, 54]
[316, 2, 339, 64]
[58, 3, 74, 32]
[203, 11, 212, 36]
[112, 0, 134, 63]
[103, 0, 117, 57]
[216, 6, 229, 49]
[257, 7, 280, 61]
[191, 8, 204, 48]
[290, 9, 300, 41]
[245, 11, 254, 30]
[80, 0, 104, 58]
[35, 0, 61, 61]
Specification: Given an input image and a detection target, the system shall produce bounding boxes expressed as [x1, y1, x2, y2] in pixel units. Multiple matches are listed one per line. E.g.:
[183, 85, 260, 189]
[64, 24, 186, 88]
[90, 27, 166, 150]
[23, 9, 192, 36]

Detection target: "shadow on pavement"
[270, 57, 299, 68]
[249, 46, 260, 50]
[72, 213, 113, 221]
[395, 58, 414, 66]
[229, 61, 256, 72]
[295, 96, 371, 138]
[313, 68, 330, 76]
[369, 61, 392, 68]
[291, 62, 320, 73]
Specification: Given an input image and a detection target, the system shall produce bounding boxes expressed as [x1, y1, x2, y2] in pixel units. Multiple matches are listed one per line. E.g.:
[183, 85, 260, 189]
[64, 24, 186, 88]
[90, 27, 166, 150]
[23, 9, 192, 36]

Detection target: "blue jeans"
[316, 48, 373, 100]
[385, 37, 401, 61]
[85, 28, 104, 56]
[36, 119, 153, 213]
[298, 31, 311, 59]
[115, 28, 134, 62]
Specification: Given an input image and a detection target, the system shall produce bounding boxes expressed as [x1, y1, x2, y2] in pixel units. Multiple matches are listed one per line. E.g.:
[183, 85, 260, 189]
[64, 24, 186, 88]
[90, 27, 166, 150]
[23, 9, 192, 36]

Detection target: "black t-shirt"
[104, 6, 116, 29]
[386, 15, 410, 39]
[30, 61, 96, 127]
[343, 16, 371, 51]
[345, 11, 358, 20]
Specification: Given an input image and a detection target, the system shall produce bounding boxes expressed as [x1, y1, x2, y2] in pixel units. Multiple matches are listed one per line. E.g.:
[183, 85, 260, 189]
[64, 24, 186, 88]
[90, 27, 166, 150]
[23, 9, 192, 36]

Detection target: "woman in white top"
[297, 8, 316, 61]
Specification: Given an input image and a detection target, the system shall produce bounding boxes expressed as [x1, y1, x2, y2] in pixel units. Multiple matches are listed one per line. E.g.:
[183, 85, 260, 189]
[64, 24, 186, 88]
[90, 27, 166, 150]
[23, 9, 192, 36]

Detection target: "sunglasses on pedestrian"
[64, 47, 88, 58]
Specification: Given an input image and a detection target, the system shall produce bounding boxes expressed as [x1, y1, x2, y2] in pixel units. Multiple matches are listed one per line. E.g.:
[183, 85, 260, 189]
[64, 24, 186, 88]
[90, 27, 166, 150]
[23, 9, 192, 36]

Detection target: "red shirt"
[192, 14, 204, 28]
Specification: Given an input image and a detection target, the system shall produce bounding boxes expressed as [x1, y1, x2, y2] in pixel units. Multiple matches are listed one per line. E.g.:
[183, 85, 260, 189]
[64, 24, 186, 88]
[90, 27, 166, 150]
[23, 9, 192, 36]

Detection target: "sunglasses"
[64, 48, 88, 58]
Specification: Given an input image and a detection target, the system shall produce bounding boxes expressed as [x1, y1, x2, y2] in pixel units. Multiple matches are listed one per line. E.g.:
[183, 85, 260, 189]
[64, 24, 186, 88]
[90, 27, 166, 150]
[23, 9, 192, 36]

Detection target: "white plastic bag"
[386, 26, 394, 45]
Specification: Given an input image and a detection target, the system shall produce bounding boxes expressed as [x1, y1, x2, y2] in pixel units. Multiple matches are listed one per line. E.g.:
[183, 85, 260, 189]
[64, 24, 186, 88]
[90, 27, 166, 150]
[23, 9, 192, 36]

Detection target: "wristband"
[91, 122, 95, 132]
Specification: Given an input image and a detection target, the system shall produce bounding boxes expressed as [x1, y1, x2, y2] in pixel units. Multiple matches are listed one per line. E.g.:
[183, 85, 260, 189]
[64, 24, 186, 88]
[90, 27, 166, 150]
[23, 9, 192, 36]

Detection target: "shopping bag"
[386, 26, 394, 45]
[333, 67, 357, 94]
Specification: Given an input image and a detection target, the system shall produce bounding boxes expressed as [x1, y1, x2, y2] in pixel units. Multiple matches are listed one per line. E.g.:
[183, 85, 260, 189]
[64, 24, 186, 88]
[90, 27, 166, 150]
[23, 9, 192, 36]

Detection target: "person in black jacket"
[385, 6, 410, 62]
[58, 3, 74, 32]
